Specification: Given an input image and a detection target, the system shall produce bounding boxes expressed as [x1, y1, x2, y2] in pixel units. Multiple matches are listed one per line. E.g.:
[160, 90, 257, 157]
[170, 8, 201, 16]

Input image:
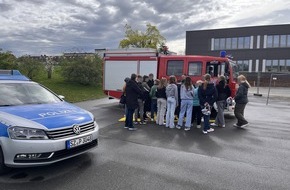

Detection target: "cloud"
[0, 0, 289, 56]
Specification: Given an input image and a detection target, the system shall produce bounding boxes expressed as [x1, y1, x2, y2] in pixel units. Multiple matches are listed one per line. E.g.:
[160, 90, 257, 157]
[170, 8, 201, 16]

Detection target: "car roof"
[0, 70, 30, 81]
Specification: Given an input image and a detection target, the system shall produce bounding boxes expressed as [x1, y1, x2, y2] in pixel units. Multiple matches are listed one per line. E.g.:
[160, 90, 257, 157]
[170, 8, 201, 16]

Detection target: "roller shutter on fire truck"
[103, 49, 158, 99]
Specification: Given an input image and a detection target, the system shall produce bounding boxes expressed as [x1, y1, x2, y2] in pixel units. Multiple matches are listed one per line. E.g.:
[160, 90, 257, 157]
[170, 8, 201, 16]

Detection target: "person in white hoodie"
[165, 75, 178, 128]
[176, 77, 195, 131]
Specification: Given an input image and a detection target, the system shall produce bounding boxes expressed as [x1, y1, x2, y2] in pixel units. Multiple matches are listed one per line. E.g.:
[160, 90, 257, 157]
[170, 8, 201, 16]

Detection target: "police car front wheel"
[0, 147, 10, 175]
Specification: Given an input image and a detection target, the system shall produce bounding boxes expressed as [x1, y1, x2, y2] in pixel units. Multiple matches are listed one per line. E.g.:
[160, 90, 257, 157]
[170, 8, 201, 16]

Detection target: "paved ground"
[1, 88, 290, 190]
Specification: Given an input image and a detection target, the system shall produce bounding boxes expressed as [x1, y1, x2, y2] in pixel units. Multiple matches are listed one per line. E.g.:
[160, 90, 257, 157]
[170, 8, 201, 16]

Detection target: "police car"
[0, 70, 99, 174]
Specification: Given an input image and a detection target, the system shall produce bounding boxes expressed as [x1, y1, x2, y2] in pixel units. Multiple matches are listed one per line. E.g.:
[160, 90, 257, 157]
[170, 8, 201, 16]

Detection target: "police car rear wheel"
[0, 147, 10, 175]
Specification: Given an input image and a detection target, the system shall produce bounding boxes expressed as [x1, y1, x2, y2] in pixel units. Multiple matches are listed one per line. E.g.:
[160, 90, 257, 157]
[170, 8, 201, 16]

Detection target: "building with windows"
[186, 24, 290, 86]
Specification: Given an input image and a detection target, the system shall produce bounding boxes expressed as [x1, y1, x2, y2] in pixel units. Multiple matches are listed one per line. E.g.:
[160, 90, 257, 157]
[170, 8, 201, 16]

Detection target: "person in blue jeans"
[165, 75, 178, 128]
[176, 77, 194, 131]
[198, 74, 217, 134]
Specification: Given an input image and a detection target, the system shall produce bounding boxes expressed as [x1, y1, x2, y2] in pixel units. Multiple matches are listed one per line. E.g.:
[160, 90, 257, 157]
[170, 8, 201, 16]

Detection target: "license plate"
[66, 135, 92, 149]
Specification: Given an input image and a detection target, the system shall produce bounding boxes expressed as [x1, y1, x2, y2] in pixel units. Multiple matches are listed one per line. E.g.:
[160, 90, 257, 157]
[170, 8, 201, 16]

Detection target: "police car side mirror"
[58, 95, 65, 99]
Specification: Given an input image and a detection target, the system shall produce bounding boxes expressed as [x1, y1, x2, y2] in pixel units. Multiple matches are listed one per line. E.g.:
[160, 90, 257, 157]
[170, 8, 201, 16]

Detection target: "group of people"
[123, 73, 250, 134]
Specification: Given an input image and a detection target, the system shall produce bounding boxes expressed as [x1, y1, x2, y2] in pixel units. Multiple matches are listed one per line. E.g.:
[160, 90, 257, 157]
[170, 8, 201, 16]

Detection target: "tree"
[17, 56, 45, 80]
[0, 50, 17, 69]
[119, 23, 166, 49]
[60, 55, 102, 85]
[41, 55, 58, 79]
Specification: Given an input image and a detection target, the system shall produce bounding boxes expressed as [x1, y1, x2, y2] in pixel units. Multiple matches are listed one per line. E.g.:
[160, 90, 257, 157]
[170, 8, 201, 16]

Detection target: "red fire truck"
[103, 48, 238, 100]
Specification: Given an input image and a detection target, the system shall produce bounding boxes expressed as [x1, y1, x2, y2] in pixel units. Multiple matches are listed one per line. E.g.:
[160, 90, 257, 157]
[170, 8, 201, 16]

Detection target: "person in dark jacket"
[134, 75, 146, 124]
[142, 75, 151, 121]
[234, 75, 250, 128]
[149, 79, 160, 121]
[125, 73, 143, 130]
[147, 73, 154, 89]
[198, 74, 217, 134]
[211, 75, 231, 128]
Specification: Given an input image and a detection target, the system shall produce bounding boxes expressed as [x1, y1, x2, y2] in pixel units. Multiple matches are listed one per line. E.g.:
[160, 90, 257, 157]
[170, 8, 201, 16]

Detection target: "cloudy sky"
[0, 0, 290, 56]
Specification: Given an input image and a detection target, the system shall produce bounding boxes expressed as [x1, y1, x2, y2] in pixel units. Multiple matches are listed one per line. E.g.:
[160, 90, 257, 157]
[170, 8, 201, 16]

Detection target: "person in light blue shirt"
[191, 80, 203, 129]
[176, 77, 194, 131]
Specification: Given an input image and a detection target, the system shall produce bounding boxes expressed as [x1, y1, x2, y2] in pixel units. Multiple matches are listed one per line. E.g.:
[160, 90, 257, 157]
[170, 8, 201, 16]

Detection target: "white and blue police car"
[0, 70, 99, 174]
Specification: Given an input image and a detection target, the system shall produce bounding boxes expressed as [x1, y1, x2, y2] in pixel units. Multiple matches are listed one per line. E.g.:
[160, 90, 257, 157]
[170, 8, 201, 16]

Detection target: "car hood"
[0, 102, 93, 130]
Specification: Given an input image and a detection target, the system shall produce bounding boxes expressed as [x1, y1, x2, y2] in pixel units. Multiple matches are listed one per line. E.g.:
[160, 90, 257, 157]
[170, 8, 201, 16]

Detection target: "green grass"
[34, 70, 105, 103]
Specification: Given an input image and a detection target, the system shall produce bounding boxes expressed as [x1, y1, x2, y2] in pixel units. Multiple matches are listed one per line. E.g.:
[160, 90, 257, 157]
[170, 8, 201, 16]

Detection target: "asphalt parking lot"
[1, 87, 290, 190]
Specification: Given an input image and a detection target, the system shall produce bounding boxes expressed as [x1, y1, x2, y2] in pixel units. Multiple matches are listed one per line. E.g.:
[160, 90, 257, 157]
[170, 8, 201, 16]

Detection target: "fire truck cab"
[103, 48, 238, 100]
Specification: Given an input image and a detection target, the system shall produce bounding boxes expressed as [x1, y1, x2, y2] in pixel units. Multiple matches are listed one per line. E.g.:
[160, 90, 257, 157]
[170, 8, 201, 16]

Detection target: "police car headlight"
[8, 127, 48, 140]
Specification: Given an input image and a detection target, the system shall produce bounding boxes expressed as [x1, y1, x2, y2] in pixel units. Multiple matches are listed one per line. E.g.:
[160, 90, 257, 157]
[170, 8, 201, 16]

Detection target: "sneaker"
[163, 122, 166, 126]
[184, 127, 191, 131]
[221, 125, 226, 128]
[207, 128, 215, 133]
[202, 130, 208, 134]
[240, 123, 249, 128]
[233, 123, 241, 128]
[134, 121, 139, 125]
[176, 125, 182, 129]
[139, 121, 146, 125]
[210, 123, 218, 127]
[169, 126, 175, 129]
[128, 127, 137, 131]
[124, 126, 129, 129]
[165, 125, 169, 128]
[196, 125, 201, 129]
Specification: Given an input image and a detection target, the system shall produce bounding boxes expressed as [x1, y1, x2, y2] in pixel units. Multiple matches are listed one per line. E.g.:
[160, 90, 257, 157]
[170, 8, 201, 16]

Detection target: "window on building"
[244, 37, 250, 49]
[273, 35, 280, 48]
[167, 60, 184, 76]
[266, 60, 272, 72]
[231, 38, 237, 49]
[286, 60, 290, 72]
[214, 38, 220, 50]
[267, 35, 273, 48]
[266, 34, 290, 48]
[188, 62, 202, 76]
[238, 37, 244, 49]
[226, 38, 231, 49]
[220, 38, 226, 50]
[272, 59, 279, 72]
[212, 36, 252, 50]
[236, 60, 249, 72]
[280, 35, 287, 47]
[279, 60, 286, 71]
[265, 59, 290, 72]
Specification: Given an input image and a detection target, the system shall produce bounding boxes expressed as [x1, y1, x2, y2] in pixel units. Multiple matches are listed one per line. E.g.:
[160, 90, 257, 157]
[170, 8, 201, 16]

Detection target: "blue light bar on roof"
[220, 51, 227, 58]
[0, 70, 30, 81]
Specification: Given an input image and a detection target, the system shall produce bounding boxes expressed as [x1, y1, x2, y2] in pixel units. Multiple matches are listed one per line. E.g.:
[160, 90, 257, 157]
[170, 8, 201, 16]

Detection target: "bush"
[0, 51, 18, 69]
[60, 55, 102, 85]
[17, 56, 45, 80]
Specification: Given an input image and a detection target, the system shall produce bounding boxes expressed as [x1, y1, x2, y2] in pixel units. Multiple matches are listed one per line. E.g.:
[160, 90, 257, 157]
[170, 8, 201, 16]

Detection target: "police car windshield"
[0, 83, 62, 106]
